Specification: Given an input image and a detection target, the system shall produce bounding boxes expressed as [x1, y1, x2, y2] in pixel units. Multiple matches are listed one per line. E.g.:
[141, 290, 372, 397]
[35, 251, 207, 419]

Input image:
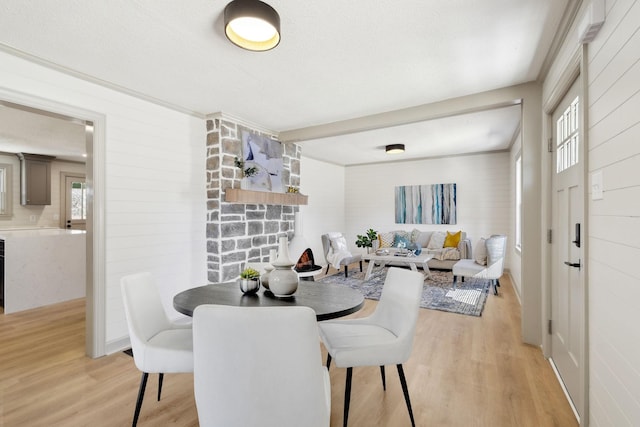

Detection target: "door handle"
[572, 223, 581, 248]
[564, 260, 581, 270]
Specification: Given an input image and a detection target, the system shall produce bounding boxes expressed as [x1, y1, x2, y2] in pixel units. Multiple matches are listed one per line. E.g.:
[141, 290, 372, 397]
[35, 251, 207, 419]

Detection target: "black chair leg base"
[343, 368, 353, 427]
[397, 364, 416, 427]
[157, 373, 164, 401]
[380, 366, 386, 390]
[132, 372, 149, 427]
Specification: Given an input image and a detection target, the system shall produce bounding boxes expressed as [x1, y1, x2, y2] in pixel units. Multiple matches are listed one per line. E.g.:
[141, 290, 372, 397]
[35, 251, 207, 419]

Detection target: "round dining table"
[173, 281, 365, 321]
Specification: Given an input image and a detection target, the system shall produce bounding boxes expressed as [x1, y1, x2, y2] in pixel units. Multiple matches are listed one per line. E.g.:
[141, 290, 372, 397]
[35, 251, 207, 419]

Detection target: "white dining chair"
[120, 272, 194, 427]
[318, 267, 423, 427]
[193, 304, 331, 427]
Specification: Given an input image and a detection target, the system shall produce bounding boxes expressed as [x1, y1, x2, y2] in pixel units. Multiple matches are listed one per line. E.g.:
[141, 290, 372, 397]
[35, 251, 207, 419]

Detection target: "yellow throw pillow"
[443, 230, 462, 248]
[378, 232, 395, 248]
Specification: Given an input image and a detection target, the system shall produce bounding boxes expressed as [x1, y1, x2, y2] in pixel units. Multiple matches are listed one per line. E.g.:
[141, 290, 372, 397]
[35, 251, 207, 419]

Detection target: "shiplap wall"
[298, 156, 346, 266]
[0, 51, 208, 350]
[341, 152, 512, 266]
[0, 154, 85, 228]
[585, 1, 640, 425]
[544, 0, 640, 424]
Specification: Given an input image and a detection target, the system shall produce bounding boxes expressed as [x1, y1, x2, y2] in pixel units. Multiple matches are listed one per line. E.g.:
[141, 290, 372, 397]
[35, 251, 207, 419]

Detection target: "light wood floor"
[0, 270, 577, 426]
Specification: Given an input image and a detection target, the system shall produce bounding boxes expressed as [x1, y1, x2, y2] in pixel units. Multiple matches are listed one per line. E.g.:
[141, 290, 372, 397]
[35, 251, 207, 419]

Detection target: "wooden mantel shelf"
[225, 188, 308, 206]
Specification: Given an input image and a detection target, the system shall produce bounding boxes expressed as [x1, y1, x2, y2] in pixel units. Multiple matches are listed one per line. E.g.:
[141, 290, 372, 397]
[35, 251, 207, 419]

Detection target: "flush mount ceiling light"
[385, 144, 405, 154]
[224, 0, 281, 51]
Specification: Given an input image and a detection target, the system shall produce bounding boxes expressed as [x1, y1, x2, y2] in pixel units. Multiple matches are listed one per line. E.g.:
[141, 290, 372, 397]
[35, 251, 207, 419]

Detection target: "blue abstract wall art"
[395, 183, 457, 224]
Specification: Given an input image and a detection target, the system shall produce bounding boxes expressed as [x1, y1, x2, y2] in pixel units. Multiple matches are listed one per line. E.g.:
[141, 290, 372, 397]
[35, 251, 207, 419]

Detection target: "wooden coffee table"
[362, 251, 433, 280]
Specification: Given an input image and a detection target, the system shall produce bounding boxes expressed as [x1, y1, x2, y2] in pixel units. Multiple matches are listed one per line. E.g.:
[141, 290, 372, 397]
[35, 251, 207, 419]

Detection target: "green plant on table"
[240, 267, 261, 280]
[355, 228, 378, 249]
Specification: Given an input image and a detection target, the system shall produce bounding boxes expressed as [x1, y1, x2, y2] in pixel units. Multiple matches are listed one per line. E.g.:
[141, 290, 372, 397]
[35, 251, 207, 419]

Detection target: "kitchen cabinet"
[0, 228, 85, 314]
[17, 153, 54, 205]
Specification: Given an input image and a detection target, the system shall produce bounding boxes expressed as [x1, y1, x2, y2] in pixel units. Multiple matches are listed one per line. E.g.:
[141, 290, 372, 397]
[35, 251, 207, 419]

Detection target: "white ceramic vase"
[260, 249, 277, 290]
[269, 237, 299, 297]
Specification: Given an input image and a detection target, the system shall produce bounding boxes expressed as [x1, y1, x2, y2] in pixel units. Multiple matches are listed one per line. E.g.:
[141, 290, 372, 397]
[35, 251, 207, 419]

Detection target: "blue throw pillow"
[394, 234, 411, 249]
[408, 242, 422, 255]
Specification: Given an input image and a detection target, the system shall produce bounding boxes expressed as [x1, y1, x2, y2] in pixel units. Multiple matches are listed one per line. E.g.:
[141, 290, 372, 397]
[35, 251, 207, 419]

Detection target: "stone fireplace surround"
[206, 117, 302, 283]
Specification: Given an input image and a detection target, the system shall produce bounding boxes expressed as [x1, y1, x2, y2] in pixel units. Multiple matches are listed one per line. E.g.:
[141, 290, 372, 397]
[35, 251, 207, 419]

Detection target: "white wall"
[0, 51, 208, 351]
[0, 154, 85, 228]
[342, 152, 512, 263]
[299, 156, 345, 266]
[586, 1, 640, 425]
[544, 0, 640, 425]
[510, 135, 522, 299]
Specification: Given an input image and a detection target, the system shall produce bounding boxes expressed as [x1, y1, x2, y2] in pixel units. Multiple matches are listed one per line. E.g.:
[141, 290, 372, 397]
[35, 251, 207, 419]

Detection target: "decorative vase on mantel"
[268, 237, 299, 297]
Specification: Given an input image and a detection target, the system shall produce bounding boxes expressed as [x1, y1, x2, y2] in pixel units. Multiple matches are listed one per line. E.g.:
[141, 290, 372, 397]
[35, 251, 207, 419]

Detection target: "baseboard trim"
[549, 358, 580, 424]
[106, 336, 131, 355]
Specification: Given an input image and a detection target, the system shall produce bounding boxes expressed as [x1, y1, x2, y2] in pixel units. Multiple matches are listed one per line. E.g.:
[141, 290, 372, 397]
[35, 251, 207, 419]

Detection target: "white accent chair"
[120, 272, 194, 427]
[321, 233, 363, 277]
[318, 267, 423, 427]
[193, 305, 331, 427]
[452, 234, 507, 295]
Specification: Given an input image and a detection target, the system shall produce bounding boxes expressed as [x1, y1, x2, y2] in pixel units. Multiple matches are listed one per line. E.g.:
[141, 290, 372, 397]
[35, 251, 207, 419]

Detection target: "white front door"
[550, 76, 585, 419]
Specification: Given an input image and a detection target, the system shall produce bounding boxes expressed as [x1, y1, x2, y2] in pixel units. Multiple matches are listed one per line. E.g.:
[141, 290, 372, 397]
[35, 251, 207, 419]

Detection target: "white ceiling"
[0, 0, 572, 165]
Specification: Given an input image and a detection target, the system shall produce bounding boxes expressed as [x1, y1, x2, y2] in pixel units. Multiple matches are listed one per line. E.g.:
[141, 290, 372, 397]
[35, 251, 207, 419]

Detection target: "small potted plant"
[238, 267, 261, 294]
[355, 228, 378, 253]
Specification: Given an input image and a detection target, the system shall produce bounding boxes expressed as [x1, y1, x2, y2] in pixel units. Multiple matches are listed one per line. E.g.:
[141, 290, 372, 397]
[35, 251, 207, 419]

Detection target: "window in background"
[61, 174, 86, 229]
[0, 164, 13, 218]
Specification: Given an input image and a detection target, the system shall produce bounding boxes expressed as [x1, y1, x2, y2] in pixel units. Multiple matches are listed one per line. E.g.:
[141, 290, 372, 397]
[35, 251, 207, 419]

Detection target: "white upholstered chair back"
[193, 305, 331, 427]
[368, 267, 424, 363]
[121, 272, 194, 426]
[121, 272, 173, 372]
[317, 267, 423, 426]
[484, 234, 507, 280]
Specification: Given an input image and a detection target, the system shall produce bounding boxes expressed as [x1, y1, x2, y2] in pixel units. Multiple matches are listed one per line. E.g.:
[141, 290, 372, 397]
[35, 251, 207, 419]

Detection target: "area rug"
[316, 267, 490, 317]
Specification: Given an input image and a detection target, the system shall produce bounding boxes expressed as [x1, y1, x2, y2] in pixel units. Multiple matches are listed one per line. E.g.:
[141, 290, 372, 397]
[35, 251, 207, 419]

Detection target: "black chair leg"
[343, 367, 353, 427]
[344, 265, 349, 277]
[132, 372, 149, 427]
[397, 364, 416, 427]
[359, 260, 363, 272]
[452, 275, 457, 285]
[493, 279, 499, 295]
[380, 366, 386, 390]
[326, 265, 330, 275]
[157, 373, 164, 401]
[326, 353, 332, 369]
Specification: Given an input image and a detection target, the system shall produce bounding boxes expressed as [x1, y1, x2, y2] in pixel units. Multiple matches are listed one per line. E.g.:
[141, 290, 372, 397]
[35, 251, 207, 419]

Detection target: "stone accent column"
[205, 117, 301, 283]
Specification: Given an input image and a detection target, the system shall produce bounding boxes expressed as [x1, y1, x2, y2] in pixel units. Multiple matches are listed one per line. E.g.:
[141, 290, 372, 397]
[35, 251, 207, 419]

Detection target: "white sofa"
[371, 229, 472, 270]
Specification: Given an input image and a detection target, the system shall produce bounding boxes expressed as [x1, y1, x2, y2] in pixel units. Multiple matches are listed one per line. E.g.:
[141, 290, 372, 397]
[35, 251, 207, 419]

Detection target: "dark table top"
[173, 281, 365, 321]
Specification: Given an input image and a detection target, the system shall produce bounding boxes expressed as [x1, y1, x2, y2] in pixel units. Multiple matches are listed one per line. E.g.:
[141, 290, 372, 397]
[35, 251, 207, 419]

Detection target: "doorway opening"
[0, 93, 105, 358]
